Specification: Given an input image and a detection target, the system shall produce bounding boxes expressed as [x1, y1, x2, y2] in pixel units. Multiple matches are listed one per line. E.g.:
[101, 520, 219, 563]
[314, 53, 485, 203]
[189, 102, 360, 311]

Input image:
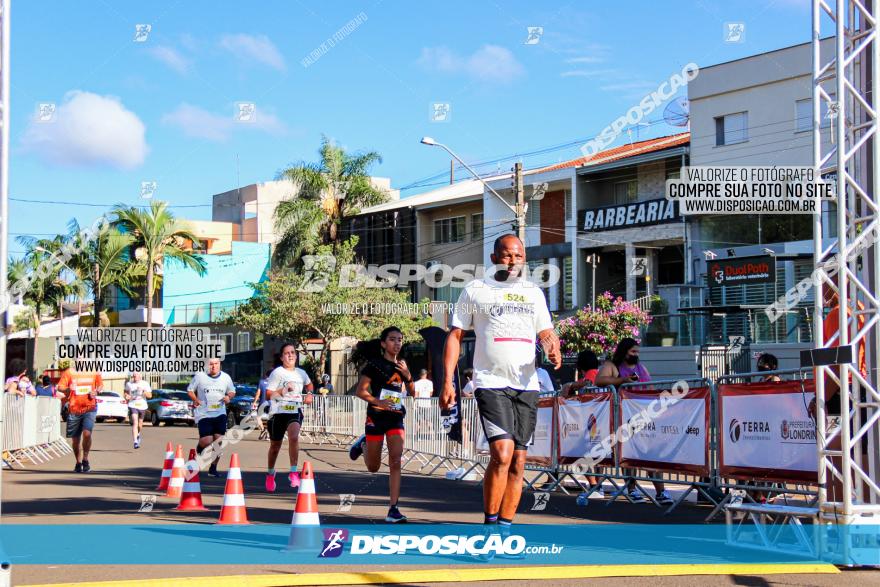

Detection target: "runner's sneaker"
[385, 505, 407, 523]
[208, 463, 220, 478]
[349, 434, 367, 460]
[81, 460, 91, 473]
[289, 472, 301, 488]
[265, 474, 276, 493]
[74, 462, 82, 473]
[134, 440, 140, 449]
[627, 488, 646, 503]
[656, 490, 674, 505]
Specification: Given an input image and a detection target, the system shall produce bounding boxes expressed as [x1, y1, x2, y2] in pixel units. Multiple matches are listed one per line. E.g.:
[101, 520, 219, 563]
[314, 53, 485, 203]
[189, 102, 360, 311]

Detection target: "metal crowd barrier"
[298, 370, 820, 519]
[2, 395, 70, 468]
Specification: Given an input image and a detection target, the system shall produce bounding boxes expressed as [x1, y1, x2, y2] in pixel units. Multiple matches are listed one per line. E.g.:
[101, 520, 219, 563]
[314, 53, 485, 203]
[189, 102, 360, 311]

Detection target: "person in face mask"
[756, 353, 781, 383]
[595, 338, 672, 505]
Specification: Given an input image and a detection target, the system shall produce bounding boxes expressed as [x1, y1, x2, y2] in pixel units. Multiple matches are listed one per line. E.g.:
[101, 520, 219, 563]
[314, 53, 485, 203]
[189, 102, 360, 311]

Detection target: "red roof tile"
[538, 132, 690, 172]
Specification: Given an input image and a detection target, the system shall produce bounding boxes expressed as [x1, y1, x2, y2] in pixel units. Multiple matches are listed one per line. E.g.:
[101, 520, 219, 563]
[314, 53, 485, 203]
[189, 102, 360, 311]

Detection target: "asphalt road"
[4, 421, 878, 587]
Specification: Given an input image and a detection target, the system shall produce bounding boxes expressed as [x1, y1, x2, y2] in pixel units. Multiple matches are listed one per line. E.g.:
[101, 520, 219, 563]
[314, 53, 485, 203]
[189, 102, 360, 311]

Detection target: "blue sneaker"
[349, 434, 366, 461]
[385, 505, 407, 523]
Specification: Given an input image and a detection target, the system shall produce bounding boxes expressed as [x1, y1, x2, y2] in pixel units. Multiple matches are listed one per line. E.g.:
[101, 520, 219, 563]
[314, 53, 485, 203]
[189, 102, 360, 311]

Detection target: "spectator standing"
[756, 353, 782, 382]
[595, 338, 672, 505]
[461, 368, 476, 398]
[5, 359, 36, 397]
[562, 350, 600, 397]
[35, 374, 58, 398]
[317, 374, 334, 396]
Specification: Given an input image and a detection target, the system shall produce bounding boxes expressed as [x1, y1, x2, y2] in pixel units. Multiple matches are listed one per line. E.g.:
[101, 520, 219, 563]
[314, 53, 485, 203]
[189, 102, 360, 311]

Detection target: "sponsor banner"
[719, 380, 817, 482]
[0, 524, 873, 565]
[476, 397, 555, 465]
[618, 387, 710, 475]
[708, 255, 776, 289]
[577, 197, 680, 233]
[558, 392, 613, 465]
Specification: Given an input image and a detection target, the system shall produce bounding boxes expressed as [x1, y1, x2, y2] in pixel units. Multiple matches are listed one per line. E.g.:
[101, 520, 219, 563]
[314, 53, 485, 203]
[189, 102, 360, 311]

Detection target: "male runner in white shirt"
[441, 234, 561, 541]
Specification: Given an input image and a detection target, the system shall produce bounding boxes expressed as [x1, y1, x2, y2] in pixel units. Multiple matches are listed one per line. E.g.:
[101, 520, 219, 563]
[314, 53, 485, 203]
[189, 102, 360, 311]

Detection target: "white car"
[96, 391, 129, 423]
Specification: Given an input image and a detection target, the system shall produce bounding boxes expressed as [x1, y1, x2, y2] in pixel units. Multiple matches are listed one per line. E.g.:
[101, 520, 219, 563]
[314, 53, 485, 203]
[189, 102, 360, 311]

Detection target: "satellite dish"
[663, 97, 690, 127]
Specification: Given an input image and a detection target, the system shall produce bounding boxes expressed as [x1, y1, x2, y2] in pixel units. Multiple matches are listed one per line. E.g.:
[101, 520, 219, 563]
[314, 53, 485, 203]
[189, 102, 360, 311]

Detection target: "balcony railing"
[166, 299, 249, 326]
[639, 307, 815, 347]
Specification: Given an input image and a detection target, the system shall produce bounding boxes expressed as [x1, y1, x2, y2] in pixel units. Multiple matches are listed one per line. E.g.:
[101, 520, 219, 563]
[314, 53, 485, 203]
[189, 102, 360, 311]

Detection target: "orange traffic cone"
[217, 453, 249, 524]
[165, 445, 186, 499]
[156, 442, 174, 491]
[176, 449, 208, 511]
[287, 461, 321, 551]
[292, 461, 320, 525]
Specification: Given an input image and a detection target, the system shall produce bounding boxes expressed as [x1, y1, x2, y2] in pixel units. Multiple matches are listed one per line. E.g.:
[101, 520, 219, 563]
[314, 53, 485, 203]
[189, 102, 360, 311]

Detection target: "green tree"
[230, 237, 432, 380]
[112, 201, 207, 325]
[7, 254, 65, 372]
[63, 219, 144, 324]
[273, 136, 389, 266]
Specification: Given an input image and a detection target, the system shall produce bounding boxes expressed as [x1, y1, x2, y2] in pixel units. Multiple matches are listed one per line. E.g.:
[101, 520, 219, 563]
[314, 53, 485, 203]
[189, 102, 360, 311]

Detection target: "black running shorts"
[475, 387, 539, 450]
[268, 411, 304, 441]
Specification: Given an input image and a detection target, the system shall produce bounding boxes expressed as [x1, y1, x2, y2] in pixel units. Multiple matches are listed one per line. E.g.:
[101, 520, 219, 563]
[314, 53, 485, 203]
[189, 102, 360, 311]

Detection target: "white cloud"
[419, 44, 524, 83]
[161, 103, 288, 142]
[162, 103, 230, 141]
[565, 56, 605, 64]
[146, 45, 191, 74]
[219, 34, 286, 71]
[21, 91, 147, 169]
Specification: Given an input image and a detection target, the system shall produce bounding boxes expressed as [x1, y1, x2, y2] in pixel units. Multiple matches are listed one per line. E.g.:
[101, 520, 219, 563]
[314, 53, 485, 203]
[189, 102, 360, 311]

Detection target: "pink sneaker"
[265, 473, 276, 493]
[289, 471, 301, 488]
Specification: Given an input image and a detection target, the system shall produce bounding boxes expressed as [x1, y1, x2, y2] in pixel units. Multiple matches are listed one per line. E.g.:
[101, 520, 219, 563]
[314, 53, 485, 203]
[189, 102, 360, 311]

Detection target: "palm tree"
[8, 253, 65, 372]
[273, 135, 389, 266]
[63, 219, 144, 325]
[112, 201, 207, 325]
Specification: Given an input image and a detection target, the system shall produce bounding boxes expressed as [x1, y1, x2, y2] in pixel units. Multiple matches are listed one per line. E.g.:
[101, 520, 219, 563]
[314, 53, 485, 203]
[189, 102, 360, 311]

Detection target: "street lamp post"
[420, 137, 526, 241]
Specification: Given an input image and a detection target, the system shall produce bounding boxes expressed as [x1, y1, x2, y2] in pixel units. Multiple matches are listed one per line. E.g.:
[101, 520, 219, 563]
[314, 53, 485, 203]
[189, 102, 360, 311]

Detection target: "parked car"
[95, 391, 128, 423]
[227, 385, 257, 428]
[146, 389, 195, 427]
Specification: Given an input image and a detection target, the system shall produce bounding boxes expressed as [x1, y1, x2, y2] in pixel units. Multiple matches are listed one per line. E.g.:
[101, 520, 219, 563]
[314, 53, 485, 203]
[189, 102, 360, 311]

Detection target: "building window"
[613, 180, 638, 205]
[471, 213, 483, 241]
[434, 216, 466, 244]
[237, 332, 250, 352]
[715, 111, 748, 146]
[564, 190, 572, 220]
[526, 198, 540, 226]
[796, 98, 831, 132]
[666, 162, 681, 180]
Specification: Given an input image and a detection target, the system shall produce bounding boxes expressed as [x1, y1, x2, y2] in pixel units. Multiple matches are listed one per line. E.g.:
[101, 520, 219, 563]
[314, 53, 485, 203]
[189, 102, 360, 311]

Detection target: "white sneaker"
[628, 489, 647, 503]
[656, 490, 674, 505]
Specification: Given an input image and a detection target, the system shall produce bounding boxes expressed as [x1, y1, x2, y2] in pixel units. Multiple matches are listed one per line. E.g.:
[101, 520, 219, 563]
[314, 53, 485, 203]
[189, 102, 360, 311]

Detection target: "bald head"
[490, 233, 526, 280]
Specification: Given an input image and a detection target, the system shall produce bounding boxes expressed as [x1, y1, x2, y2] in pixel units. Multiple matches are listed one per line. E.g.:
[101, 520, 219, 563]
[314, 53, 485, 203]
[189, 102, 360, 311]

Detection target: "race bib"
[208, 402, 222, 411]
[379, 388, 403, 411]
[278, 392, 303, 412]
[131, 398, 148, 410]
[74, 385, 90, 396]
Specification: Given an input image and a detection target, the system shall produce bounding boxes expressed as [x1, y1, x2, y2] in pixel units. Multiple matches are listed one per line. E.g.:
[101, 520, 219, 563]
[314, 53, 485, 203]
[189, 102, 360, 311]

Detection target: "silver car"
[146, 389, 195, 427]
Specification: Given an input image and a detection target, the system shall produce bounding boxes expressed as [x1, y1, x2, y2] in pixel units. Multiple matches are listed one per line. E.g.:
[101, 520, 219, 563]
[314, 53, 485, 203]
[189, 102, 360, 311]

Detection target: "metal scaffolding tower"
[813, 0, 880, 524]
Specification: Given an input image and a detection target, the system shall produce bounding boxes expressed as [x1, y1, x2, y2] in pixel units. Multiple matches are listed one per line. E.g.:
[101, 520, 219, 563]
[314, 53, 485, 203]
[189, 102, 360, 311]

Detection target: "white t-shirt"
[187, 371, 236, 422]
[125, 380, 152, 410]
[451, 274, 553, 391]
[413, 378, 434, 398]
[536, 367, 555, 393]
[266, 366, 312, 417]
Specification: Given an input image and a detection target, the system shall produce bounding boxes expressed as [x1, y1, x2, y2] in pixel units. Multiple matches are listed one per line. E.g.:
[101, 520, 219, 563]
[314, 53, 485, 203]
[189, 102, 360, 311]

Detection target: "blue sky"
[9, 0, 812, 253]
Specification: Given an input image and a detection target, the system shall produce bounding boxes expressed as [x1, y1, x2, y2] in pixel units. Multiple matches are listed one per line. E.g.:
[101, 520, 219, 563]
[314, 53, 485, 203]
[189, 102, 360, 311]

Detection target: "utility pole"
[513, 162, 526, 242]
[449, 160, 454, 185]
[586, 253, 600, 308]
